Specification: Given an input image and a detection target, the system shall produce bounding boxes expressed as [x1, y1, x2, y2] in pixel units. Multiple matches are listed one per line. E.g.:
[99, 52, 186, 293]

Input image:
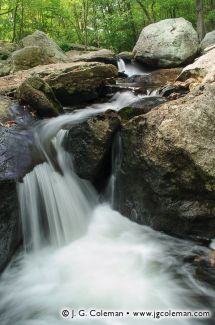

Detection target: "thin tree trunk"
[135, 0, 153, 23]
[124, 0, 138, 41]
[151, 0, 156, 22]
[82, 0, 89, 50]
[19, 0, 24, 39]
[12, 1, 19, 42]
[196, 0, 206, 41]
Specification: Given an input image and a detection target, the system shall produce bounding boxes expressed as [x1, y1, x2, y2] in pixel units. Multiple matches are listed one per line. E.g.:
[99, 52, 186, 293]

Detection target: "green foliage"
[0, 0, 214, 51]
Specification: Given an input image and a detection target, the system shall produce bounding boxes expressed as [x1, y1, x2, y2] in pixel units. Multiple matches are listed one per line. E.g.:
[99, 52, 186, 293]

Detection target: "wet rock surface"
[0, 99, 36, 271]
[118, 68, 182, 91]
[118, 96, 166, 121]
[64, 110, 121, 190]
[116, 81, 215, 240]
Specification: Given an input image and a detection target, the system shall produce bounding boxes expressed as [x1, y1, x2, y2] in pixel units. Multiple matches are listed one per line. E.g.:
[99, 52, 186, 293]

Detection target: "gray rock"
[21, 30, 68, 63]
[11, 46, 51, 72]
[11, 31, 69, 72]
[16, 76, 63, 117]
[67, 49, 117, 66]
[133, 18, 199, 67]
[0, 41, 19, 60]
[0, 60, 11, 77]
[201, 30, 215, 51]
[0, 61, 118, 104]
[67, 43, 100, 52]
[116, 82, 215, 240]
[178, 48, 215, 82]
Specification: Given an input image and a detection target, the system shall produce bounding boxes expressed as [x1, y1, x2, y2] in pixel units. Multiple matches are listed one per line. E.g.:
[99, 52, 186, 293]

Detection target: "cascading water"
[0, 92, 214, 325]
[117, 58, 126, 73]
[105, 133, 122, 207]
[18, 130, 97, 251]
[117, 58, 152, 77]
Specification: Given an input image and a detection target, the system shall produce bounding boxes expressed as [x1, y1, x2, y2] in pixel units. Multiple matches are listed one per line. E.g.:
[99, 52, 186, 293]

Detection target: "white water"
[117, 58, 150, 77]
[0, 92, 214, 324]
[105, 134, 122, 207]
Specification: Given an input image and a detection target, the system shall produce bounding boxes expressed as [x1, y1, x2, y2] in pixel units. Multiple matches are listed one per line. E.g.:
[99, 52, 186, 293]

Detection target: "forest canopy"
[0, 0, 214, 52]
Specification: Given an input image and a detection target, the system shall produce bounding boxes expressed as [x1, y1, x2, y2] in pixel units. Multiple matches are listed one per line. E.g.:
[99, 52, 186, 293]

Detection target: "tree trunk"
[135, 0, 153, 24]
[125, 0, 138, 41]
[12, 1, 19, 42]
[19, 0, 24, 39]
[82, 0, 89, 50]
[196, 0, 206, 41]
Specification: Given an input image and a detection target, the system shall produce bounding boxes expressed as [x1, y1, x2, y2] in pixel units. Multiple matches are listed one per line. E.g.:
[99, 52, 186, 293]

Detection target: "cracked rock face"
[133, 18, 199, 68]
[116, 81, 215, 240]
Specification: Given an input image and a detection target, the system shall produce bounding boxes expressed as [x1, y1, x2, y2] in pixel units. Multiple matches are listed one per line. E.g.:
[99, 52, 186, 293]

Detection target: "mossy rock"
[16, 76, 63, 117]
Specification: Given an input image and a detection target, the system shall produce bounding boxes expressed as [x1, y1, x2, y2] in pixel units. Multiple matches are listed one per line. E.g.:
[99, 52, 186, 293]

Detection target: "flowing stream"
[0, 92, 214, 325]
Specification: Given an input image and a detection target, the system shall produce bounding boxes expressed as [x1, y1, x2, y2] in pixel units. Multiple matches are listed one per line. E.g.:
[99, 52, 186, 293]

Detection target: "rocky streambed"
[0, 20, 215, 283]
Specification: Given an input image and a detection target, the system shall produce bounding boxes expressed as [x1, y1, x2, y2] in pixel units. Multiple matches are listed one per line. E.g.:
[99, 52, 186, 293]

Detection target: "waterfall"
[117, 58, 126, 73]
[18, 131, 97, 251]
[117, 57, 152, 77]
[0, 92, 214, 325]
[105, 133, 122, 207]
[18, 91, 140, 251]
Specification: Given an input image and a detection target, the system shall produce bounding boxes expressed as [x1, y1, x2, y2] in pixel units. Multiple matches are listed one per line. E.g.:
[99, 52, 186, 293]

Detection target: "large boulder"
[66, 43, 100, 52]
[42, 61, 118, 105]
[0, 177, 20, 272]
[0, 61, 118, 104]
[11, 46, 51, 72]
[0, 98, 37, 271]
[64, 110, 121, 190]
[0, 41, 18, 60]
[0, 127, 34, 272]
[201, 31, 215, 52]
[21, 30, 68, 63]
[66, 49, 117, 66]
[133, 18, 199, 68]
[16, 76, 63, 117]
[10, 31, 69, 72]
[0, 61, 11, 77]
[0, 41, 18, 76]
[116, 81, 215, 240]
[178, 48, 215, 82]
